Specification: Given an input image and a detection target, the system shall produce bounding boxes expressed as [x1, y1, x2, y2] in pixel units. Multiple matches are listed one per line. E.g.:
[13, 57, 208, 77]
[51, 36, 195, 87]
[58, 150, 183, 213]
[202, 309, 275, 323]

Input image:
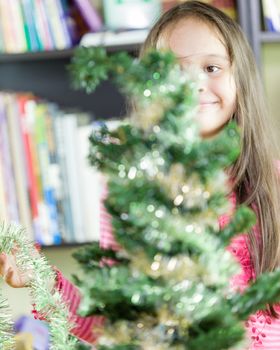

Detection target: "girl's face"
[167, 18, 237, 138]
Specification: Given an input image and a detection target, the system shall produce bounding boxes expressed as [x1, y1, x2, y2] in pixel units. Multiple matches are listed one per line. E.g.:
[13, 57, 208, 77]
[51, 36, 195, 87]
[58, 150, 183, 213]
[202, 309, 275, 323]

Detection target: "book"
[17, 96, 48, 243]
[34, 102, 62, 245]
[34, 0, 55, 50]
[43, 0, 72, 49]
[274, 0, 280, 31]
[0, 11, 4, 53]
[52, 110, 75, 243]
[0, 95, 19, 223]
[261, 0, 280, 32]
[73, 0, 102, 32]
[0, 0, 17, 52]
[55, 0, 74, 46]
[5, 94, 33, 237]
[9, 0, 28, 52]
[103, 0, 161, 30]
[45, 103, 70, 243]
[80, 28, 149, 47]
[60, 114, 86, 242]
[20, 0, 43, 51]
[76, 124, 101, 242]
[0, 96, 9, 222]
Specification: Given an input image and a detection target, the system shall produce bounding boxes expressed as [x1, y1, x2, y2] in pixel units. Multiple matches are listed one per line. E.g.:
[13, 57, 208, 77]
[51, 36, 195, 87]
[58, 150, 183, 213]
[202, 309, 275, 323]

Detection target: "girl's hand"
[0, 250, 33, 288]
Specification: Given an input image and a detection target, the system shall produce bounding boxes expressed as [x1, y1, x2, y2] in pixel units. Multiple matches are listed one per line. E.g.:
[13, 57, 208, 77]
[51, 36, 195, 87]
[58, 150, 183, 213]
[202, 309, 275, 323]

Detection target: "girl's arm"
[0, 251, 104, 344]
[0, 180, 118, 344]
[32, 268, 105, 344]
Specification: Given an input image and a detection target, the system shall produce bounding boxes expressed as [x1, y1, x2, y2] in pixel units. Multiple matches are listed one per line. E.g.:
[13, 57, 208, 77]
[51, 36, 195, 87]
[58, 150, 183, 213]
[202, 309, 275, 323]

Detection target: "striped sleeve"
[99, 176, 121, 250]
[54, 269, 105, 344]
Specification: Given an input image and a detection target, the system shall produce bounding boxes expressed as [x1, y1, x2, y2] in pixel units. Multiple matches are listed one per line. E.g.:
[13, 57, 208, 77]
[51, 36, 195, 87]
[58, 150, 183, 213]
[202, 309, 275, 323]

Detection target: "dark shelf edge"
[0, 43, 142, 62]
[260, 31, 280, 43]
[41, 241, 95, 249]
[0, 48, 76, 62]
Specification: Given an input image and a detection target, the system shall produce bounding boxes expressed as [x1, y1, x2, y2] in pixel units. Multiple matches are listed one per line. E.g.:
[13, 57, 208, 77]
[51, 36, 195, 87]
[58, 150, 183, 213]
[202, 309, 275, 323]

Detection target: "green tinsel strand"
[0, 223, 77, 349]
[0, 297, 15, 349]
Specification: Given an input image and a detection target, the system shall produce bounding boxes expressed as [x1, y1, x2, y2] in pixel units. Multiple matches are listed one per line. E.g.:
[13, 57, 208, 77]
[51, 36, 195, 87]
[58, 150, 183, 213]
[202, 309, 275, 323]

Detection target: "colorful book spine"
[0, 0, 16, 52]
[0, 95, 20, 223]
[34, 0, 55, 50]
[0, 96, 9, 222]
[52, 112, 75, 242]
[34, 103, 62, 245]
[0, 91, 107, 245]
[26, 99, 58, 245]
[43, 0, 71, 50]
[44, 103, 67, 241]
[6, 94, 33, 237]
[20, 0, 43, 51]
[54, 0, 73, 47]
[73, 0, 102, 32]
[18, 96, 46, 242]
[9, 0, 28, 52]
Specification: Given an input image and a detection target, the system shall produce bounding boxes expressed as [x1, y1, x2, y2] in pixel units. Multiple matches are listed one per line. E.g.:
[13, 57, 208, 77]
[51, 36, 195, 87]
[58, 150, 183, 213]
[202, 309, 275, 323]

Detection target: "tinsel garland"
[0, 297, 14, 349]
[0, 223, 76, 349]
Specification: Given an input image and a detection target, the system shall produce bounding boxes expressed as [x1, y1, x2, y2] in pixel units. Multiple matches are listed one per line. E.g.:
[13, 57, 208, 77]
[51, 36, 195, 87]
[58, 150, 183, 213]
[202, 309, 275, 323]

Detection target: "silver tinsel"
[0, 223, 76, 349]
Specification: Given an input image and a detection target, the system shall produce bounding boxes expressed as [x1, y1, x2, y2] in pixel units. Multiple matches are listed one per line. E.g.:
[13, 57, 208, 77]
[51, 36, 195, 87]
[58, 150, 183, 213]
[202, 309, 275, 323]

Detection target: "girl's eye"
[205, 65, 220, 73]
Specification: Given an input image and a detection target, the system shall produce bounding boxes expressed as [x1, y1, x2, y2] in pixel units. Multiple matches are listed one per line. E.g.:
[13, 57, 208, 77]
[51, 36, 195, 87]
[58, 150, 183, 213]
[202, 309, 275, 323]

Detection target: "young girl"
[1, 1, 280, 349]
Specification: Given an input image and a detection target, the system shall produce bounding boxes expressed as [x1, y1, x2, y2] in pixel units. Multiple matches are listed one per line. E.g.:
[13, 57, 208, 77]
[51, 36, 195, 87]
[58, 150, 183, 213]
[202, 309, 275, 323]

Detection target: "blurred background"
[0, 0, 279, 348]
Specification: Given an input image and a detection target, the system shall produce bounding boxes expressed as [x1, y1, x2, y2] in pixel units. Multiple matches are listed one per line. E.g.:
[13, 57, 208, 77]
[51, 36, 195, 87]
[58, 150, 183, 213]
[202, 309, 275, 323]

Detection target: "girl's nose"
[198, 84, 206, 93]
[196, 73, 207, 92]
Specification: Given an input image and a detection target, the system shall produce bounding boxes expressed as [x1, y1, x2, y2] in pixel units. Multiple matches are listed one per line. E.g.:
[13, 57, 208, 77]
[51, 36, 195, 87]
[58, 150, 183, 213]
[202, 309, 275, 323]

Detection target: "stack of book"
[261, 0, 280, 32]
[0, 0, 102, 53]
[0, 92, 109, 245]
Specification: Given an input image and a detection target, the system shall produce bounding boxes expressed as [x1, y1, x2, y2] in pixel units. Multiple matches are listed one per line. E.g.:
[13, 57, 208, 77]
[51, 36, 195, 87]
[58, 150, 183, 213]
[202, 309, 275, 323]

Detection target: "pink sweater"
[43, 193, 280, 349]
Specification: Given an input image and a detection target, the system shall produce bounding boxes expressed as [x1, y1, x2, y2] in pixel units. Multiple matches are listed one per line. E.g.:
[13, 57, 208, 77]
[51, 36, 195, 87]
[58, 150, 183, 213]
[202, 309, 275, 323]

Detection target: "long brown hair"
[141, 0, 280, 310]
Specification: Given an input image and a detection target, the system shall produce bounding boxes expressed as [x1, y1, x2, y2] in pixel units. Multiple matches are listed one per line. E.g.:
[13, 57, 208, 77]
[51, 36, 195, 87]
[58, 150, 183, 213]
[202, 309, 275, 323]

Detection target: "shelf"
[259, 31, 280, 43]
[41, 241, 94, 249]
[0, 48, 76, 62]
[80, 29, 148, 48]
[0, 43, 141, 63]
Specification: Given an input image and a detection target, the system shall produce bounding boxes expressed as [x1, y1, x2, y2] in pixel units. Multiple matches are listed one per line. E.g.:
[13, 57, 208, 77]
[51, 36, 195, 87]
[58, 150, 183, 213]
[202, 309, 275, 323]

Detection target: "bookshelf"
[240, 0, 280, 68]
[0, 1, 277, 248]
[0, 2, 270, 120]
[0, 43, 141, 247]
[260, 32, 280, 42]
[0, 45, 141, 119]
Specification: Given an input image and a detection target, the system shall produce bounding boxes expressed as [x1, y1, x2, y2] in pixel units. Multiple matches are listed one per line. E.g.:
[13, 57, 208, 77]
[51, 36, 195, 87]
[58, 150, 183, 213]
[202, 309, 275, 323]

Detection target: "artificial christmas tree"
[69, 47, 280, 349]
